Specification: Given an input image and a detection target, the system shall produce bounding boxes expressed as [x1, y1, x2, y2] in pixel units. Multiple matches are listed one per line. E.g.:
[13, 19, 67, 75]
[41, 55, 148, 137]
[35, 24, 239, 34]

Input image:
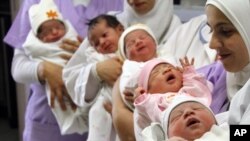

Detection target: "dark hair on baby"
[87, 14, 122, 31]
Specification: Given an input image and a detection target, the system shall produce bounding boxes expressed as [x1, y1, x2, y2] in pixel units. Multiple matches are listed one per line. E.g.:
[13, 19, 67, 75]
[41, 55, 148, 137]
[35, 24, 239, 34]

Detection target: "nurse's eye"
[219, 27, 234, 37]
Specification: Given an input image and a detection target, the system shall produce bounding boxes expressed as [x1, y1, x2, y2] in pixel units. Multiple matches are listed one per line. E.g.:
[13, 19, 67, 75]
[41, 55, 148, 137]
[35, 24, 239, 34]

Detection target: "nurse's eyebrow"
[215, 22, 230, 28]
[207, 21, 230, 27]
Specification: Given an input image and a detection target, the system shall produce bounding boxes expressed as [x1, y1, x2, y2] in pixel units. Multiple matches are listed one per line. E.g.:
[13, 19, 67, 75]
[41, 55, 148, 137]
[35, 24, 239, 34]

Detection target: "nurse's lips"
[218, 53, 230, 60]
[134, 2, 146, 8]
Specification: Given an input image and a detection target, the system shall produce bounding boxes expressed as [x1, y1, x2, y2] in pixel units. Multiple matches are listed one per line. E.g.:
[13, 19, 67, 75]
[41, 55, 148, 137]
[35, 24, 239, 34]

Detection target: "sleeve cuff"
[91, 63, 103, 83]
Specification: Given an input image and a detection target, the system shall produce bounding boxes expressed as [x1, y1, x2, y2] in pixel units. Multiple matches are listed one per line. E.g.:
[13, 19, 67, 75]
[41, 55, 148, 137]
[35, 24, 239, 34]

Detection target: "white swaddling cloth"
[23, 20, 89, 135]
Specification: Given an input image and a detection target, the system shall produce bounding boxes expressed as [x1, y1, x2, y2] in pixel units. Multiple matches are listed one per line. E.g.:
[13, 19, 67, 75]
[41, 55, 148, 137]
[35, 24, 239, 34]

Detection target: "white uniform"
[116, 0, 181, 46]
[205, 0, 250, 124]
[64, 38, 117, 141]
[161, 15, 217, 68]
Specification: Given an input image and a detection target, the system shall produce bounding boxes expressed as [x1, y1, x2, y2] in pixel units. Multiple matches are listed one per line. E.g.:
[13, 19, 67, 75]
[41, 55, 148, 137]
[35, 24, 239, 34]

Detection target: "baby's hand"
[179, 56, 194, 71]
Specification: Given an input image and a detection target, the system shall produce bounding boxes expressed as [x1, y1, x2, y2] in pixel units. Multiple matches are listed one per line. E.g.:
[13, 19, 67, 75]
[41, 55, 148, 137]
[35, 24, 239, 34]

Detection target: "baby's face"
[168, 102, 216, 140]
[37, 20, 66, 43]
[127, 0, 155, 15]
[148, 63, 182, 93]
[125, 29, 157, 62]
[88, 20, 123, 54]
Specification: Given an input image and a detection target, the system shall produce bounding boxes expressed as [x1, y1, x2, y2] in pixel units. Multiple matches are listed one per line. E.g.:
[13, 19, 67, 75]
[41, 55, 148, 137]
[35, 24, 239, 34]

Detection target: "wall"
[9, 0, 27, 141]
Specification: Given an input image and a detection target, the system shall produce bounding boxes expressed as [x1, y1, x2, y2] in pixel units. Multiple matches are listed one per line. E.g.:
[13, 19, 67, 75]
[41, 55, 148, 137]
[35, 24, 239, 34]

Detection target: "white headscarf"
[161, 15, 217, 68]
[206, 0, 250, 100]
[116, 0, 181, 45]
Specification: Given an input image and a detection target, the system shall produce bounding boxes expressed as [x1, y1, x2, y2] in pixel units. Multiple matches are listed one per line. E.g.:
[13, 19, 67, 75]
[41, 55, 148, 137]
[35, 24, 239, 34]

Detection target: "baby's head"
[118, 24, 158, 62]
[29, 0, 66, 43]
[87, 14, 124, 54]
[138, 58, 182, 94]
[162, 96, 217, 140]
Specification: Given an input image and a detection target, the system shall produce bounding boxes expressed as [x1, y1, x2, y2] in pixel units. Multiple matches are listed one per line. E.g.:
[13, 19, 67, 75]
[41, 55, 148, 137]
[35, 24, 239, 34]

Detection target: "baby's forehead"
[87, 20, 111, 40]
[40, 19, 64, 27]
[156, 62, 173, 66]
[172, 102, 206, 112]
[88, 20, 109, 32]
[125, 29, 151, 39]
[153, 62, 174, 69]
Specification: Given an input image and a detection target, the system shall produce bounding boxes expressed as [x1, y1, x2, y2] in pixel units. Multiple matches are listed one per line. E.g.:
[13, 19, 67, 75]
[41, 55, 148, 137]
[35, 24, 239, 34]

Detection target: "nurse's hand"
[96, 57, 123, 86]
[38, 61, 76, 111]
[60, 36, 83, 61]
[103, 101, 113, 116]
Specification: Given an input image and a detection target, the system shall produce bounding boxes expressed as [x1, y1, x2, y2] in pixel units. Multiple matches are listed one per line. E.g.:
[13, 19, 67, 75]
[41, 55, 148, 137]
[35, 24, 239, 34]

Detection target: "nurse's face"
[206, 5, 249, 72]
[127, 0, 155, 15]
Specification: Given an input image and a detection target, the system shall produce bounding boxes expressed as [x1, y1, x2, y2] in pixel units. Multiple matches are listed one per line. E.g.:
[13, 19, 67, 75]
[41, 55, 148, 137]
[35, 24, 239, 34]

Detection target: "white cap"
[29, 0, 64, 35]
[161, 95, 216, 139]
[118, 23, 158, 61]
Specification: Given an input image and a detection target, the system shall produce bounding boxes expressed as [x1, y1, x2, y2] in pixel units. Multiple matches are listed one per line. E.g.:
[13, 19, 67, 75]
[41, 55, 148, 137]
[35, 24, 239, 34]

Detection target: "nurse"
[206, 0, 250, 124]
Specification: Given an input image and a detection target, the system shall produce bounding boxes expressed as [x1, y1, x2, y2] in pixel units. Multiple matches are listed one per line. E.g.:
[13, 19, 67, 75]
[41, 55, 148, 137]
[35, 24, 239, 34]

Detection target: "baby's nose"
[183, 109, 194, 118]
[51, 28, 59, 34]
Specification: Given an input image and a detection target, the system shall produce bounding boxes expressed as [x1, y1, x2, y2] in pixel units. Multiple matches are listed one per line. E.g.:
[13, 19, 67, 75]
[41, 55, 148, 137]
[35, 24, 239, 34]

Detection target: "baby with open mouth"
[131, 57, 213, 139]
[164, 96, 217, 140]
[141, 95, 229, 141]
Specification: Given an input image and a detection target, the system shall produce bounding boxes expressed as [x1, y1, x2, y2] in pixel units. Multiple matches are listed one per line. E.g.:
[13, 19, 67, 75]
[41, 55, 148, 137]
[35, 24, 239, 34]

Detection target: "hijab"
[206, 0, 250, 100]
[116, 0, 181, 45]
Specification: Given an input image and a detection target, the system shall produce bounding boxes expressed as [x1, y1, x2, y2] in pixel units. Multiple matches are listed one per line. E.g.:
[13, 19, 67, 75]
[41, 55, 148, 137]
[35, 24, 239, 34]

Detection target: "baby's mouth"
[137, 46, 145, 52]
[186, 118, 200, 127]
[166, 74, 175, 83]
